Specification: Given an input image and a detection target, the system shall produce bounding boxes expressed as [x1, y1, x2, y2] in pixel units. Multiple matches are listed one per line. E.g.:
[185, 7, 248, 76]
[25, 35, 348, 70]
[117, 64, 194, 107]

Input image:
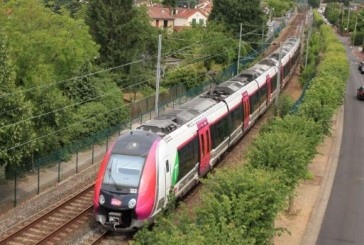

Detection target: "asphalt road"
[317, 37, 364, 244]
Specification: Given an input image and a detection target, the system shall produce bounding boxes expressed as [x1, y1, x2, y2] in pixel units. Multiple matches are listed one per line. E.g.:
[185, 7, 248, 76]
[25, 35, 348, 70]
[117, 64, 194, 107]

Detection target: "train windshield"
[103, 154, 145, 188]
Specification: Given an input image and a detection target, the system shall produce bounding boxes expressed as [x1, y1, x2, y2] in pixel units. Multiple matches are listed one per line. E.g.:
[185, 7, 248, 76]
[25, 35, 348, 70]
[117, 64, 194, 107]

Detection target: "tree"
[209, 0, 265, 42]
[0, 27, 35, 173]
[86, 1, 158, 73]
[266, 0, 294, 18]
[1, 0, 120, 163]
[307, 0, 320, 8]
[43, 0, 84, 17]
[162, 0, 177, 7]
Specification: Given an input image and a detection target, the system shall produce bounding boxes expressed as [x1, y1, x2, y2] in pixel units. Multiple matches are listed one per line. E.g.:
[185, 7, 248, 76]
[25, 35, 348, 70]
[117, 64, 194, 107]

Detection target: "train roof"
[137, 37, 300, 137]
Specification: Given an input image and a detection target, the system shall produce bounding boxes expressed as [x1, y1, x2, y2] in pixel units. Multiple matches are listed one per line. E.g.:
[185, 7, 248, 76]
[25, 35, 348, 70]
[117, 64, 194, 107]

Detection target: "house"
[196, 0, 212, 16]
[148, 5, 174, 30]
[174, 8, 208, 30]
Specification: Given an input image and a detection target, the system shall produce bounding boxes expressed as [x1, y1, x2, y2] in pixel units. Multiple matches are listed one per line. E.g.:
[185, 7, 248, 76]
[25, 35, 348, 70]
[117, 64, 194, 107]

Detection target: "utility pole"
[347, 1, 351, 33]
[275, 42, 283, 114]
[354, 15, 358, 46]
[237, 23, 242, 74]
[155, 34, 162, 117]
[262, 21, 265, 48]
[341, 3, 344, 33]
[305, 23, 311, 69]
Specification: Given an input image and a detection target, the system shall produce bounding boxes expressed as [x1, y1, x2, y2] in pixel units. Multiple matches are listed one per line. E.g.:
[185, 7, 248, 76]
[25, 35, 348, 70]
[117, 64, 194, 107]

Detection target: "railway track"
[0, 185, 95, 245]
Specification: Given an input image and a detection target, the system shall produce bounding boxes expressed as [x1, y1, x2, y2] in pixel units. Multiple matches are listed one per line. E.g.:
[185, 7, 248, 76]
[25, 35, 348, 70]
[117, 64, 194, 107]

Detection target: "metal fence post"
[14, 171, 17, 207]
[37, 164, 40, 194]
[58, 160, 61, 182]
[92, 143, 95, 165]
[76, 150, 79, 174]
[106, 131, 109, 152]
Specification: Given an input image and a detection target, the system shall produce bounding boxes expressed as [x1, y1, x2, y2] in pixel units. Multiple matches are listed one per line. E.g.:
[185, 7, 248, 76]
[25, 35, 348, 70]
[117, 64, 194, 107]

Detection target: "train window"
[271, 75, 277, 91]
[284, 63, 290, 78]
[260, 84, 268, 105]
[103, 154, 145, 188]
[210, 116, 229, 148]
[200, 134, 205, 157]
[206, 130, 210, 151]
[177, 137, 198, 181]
[229, 105, 243, 131]
[249, 92, 259, 113]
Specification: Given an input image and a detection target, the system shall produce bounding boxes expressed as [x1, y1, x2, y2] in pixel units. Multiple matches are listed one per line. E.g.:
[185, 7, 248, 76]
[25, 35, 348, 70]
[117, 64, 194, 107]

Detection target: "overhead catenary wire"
[0, 47, 240, 133]
[0, 24, 268, 153]
[0, 36, 239, 117]
[0, 35, 239, 102]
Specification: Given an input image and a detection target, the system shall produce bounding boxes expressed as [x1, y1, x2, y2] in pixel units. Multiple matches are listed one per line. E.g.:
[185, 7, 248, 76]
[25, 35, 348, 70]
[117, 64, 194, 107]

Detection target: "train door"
[266, 75, 272, 103]
[197, 118, 211, 176]
[157, 140, 171, 208]
[242, 91, 250, 130]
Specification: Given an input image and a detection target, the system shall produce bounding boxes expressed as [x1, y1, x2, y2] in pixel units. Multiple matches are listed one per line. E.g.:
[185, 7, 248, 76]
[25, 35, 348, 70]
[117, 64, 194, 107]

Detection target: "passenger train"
[93, 36, 301, 231]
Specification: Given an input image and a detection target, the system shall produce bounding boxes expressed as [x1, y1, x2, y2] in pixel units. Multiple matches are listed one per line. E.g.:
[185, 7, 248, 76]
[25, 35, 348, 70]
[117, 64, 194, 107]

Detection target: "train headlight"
[99, 194, 105, 205]
[128, 198, 136, 209]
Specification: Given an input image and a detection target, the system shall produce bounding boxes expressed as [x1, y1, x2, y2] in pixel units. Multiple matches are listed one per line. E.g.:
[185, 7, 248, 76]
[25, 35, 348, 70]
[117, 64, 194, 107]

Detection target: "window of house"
[156, 19, 159, 27]
[199, 19, 204, 25]
[192, 18, 197, 25]
[164, 20, 168, 28]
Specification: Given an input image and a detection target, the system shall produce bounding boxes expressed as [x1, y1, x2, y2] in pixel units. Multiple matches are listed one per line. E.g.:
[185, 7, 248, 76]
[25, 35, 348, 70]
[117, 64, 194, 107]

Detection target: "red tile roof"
[148, 6, 174, 20]
[174, 8, 207, 19]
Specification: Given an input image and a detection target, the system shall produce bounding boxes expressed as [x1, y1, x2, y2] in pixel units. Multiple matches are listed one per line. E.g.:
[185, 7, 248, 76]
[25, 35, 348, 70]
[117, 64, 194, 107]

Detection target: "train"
[93, 36, 301, 231]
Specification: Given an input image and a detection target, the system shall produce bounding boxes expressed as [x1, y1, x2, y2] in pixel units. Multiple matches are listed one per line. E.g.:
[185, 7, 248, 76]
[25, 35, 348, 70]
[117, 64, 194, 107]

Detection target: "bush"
[133, 167, 288, 245]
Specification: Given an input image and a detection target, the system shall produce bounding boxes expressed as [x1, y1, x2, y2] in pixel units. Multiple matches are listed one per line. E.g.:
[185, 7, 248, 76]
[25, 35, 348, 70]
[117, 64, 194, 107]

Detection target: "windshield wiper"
[108, 163, 121, 191]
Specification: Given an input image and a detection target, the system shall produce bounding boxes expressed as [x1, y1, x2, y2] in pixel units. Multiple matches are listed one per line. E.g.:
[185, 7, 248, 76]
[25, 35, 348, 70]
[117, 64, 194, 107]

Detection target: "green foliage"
[0, 27, 35, 169]
[71, 102, 109, 139]
[164, 65, 206, 90]
[162, 0, 177, 7]
[197, 167, 288, 244]
[313, 10, 324, 28]
[308, 0, 320, 8]
[324, 3, 341, 26]
[86, 1, 158, 74]
[247, 131, 311, 190]
[1, 0, 129, 171]
[3, 0, 99, 82]
[43, 0, 85, 18]
[266, 0, 294, 17]
[209, 0, 265, 43]
[298, 76, 345, 135]
[260, 115, 323, 158]
[134, 167, 288, 244]
[165, 23, 239, 68]
[277, 93, 294, 117]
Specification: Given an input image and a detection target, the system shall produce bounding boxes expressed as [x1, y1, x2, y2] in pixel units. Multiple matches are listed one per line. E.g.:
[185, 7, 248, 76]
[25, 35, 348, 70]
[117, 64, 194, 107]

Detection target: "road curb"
[301, 105, 344, 245]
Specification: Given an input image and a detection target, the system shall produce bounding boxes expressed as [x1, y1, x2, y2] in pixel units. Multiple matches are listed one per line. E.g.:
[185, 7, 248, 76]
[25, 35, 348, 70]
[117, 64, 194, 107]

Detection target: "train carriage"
[94, 37, 301, 231]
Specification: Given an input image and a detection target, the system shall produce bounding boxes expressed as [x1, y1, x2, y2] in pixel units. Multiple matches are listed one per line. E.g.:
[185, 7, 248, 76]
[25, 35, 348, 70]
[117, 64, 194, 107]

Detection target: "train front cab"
[94, 131, 170, 231]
